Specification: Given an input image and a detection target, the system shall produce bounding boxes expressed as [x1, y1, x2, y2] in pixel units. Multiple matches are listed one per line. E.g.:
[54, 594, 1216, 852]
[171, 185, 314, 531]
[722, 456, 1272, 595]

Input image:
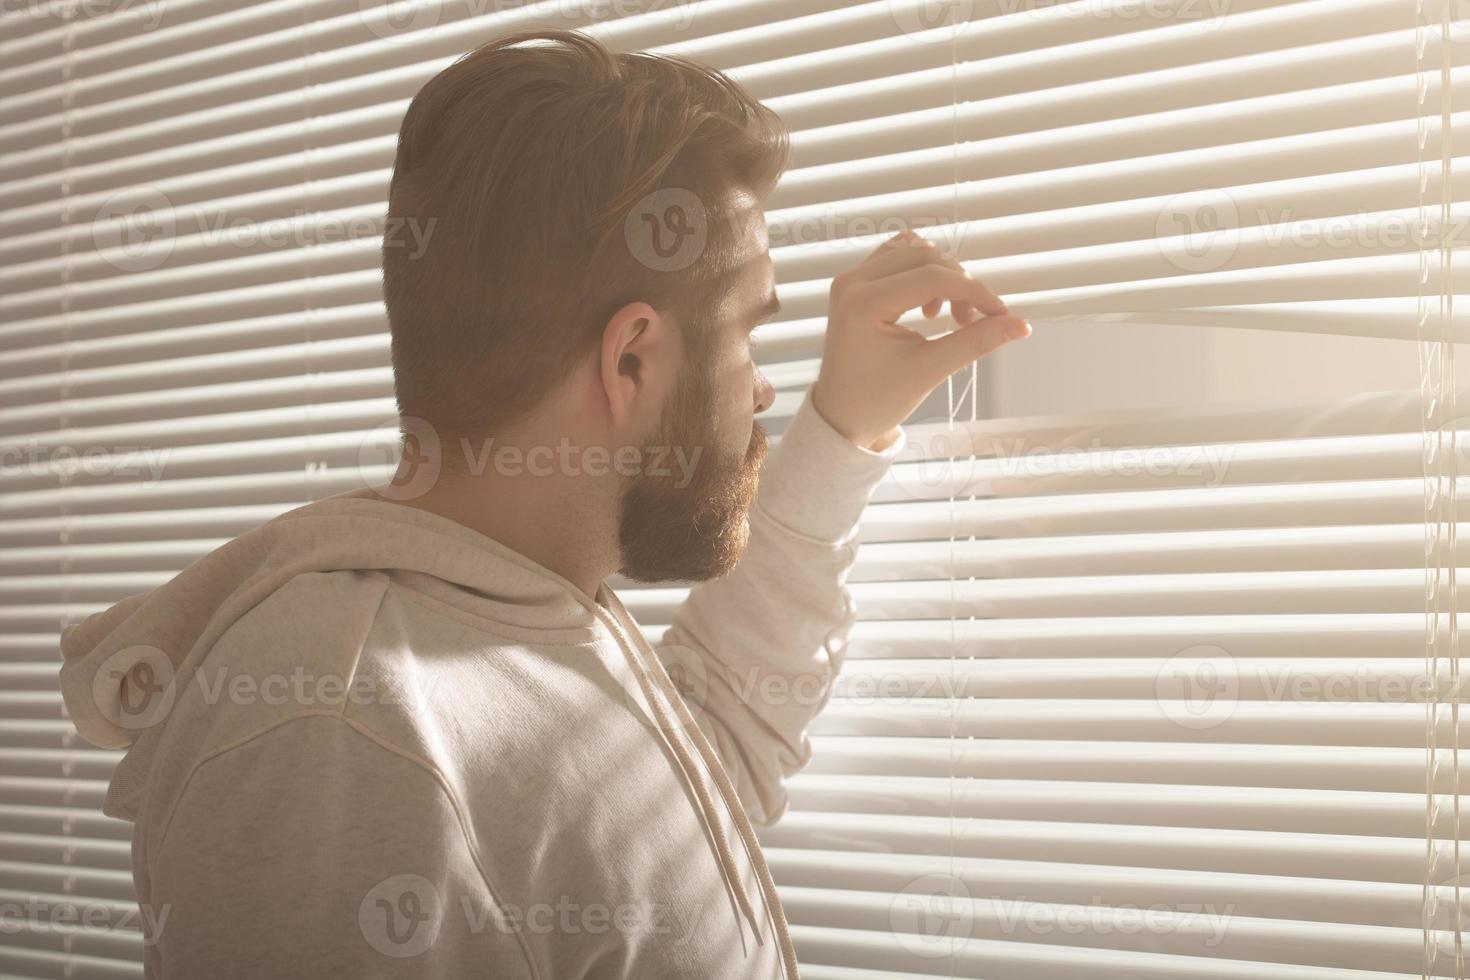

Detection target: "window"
[2, 0, 1462, 976]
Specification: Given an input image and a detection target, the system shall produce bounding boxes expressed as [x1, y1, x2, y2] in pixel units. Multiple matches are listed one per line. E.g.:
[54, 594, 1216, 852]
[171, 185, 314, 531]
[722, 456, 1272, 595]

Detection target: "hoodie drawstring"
[591, 597, 800, 980]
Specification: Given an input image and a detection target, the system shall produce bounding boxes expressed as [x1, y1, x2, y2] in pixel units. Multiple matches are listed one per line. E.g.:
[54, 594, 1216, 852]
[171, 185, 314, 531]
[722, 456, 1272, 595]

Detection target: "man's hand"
[810, 229, 1031, 450]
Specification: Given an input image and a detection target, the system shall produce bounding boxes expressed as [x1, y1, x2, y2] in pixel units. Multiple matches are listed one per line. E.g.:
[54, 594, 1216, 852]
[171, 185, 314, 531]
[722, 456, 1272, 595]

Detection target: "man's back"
[61, 395, 906, 978]
[134, 555, 780, 978]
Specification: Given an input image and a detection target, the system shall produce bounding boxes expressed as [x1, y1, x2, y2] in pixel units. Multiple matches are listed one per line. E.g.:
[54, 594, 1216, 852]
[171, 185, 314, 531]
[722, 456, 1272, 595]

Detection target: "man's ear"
[599, 300, 677, 428]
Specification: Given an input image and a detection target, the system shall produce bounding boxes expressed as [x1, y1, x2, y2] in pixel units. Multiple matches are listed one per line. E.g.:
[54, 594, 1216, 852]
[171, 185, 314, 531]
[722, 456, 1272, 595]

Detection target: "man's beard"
[616, 363, 768, 583]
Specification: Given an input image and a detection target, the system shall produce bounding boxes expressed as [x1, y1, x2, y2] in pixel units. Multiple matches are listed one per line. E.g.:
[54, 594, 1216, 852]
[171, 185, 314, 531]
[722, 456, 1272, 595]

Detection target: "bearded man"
[59, 28, 1029, 980]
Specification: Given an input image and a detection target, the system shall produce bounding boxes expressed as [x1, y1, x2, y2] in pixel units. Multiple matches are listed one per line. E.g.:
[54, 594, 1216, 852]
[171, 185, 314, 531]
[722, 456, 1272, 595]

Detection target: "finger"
[858, 233, 958, 283]
[951, 299, 974, 323]
[860, 227, 918, 265]
[861, 263, 1008, 320]
[918, 315, 1031, 381]
[922, 299, 943, 319]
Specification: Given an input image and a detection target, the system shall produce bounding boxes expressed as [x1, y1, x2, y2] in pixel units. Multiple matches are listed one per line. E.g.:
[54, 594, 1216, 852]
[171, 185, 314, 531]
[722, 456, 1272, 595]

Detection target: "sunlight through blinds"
[2, 0, 1468, 977]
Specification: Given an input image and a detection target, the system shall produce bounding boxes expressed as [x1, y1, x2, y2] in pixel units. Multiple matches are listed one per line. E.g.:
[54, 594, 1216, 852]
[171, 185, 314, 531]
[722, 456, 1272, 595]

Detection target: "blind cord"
[1418, 0, 1459, 974]
[947, 4, 963, 975]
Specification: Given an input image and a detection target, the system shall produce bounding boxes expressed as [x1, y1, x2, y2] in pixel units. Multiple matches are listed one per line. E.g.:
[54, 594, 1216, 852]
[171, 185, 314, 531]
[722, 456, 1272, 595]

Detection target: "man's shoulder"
[145, 570, 399, 767]
[205, 568, 395, 696]
[186, 569, 603, 766]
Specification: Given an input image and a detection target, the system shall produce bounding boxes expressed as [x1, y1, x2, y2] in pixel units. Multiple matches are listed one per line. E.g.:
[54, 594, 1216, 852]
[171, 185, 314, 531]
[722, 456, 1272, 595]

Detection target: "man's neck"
[382, 453, 621, 604]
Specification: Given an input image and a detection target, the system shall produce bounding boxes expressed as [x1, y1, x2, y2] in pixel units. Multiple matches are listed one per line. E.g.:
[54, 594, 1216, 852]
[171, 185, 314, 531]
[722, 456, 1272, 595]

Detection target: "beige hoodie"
[58, 389, 905, 980]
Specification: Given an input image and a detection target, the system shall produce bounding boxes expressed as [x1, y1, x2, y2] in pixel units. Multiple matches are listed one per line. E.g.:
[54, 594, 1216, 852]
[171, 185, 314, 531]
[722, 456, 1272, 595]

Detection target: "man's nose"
[754, 369, 775, 415]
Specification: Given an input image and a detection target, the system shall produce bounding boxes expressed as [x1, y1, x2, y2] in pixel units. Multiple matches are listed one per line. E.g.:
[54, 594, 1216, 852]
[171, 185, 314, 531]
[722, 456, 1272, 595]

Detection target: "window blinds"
[0, 0, 1462, 977]
[745, 391, 1468, 979]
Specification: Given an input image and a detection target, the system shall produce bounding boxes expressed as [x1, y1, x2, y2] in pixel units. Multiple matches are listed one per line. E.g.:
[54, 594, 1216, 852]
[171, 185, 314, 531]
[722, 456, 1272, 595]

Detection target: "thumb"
[917, 314, 1031, 381]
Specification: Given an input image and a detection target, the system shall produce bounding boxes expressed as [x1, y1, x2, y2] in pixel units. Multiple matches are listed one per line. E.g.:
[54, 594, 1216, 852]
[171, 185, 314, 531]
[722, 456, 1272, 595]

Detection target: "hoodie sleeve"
[653, 387, 906, 826]
[147, 713, 537, 980]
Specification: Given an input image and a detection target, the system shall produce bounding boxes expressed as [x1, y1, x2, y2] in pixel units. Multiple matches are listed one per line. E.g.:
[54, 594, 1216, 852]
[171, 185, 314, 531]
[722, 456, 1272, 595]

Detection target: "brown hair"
[382, 29, 789, 439]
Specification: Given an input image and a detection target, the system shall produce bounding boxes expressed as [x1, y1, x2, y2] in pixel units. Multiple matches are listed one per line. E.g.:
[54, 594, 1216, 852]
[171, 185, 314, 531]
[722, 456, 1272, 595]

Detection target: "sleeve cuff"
[753, 388, 908, 546]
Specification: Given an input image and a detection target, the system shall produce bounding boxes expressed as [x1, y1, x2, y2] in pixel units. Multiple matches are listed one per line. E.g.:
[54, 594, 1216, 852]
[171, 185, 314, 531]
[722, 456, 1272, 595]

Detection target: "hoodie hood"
[58, 486, 608, 820]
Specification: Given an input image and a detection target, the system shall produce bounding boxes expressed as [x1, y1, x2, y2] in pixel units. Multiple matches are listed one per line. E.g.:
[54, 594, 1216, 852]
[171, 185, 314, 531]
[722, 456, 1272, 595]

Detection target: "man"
[58, 29, 1029, 979]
